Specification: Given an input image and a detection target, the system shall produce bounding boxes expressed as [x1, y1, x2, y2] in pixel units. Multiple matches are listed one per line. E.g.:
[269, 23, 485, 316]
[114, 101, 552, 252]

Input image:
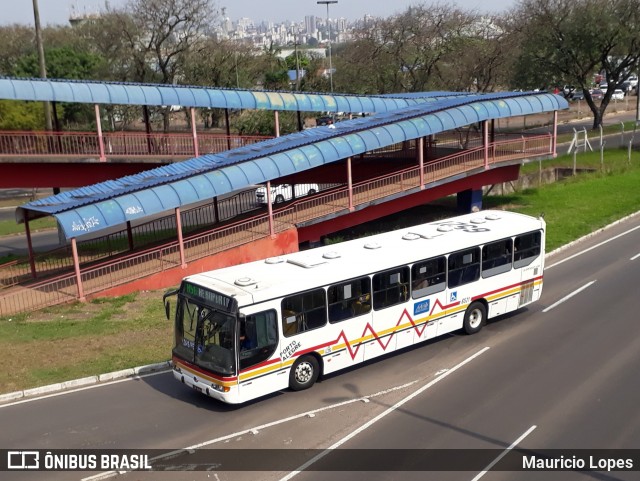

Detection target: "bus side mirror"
[162, 288, 178, 320]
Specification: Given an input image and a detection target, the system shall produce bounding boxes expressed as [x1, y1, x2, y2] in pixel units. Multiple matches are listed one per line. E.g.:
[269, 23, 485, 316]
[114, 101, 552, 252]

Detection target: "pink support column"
[483, 120, 489, 169]
[24, 216, 37, 279]
[274, 111, 280, 137]
[418, 137, 425, 189]
[266, 181, 275, 237]
[95, 104, 106, 162]
[347, 157, 354, 211]
[71, 237, 85, 301]
[175, 207, 187, 268]
[190, 107, 199, 157]
[552, 110, 558, 157]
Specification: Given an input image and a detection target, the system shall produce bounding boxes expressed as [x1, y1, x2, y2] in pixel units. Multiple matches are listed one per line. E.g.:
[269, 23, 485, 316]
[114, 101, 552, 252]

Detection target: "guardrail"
[0, 134, 553, 316]
[0, 130, 270, 159]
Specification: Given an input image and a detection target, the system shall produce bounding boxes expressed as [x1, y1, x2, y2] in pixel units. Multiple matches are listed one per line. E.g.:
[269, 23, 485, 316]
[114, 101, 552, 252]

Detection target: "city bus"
[164, 210, 545, 404]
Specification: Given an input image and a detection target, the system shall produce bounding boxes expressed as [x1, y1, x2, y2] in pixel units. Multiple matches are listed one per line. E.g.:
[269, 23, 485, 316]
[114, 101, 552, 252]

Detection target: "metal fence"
[0, 130, 271, 159]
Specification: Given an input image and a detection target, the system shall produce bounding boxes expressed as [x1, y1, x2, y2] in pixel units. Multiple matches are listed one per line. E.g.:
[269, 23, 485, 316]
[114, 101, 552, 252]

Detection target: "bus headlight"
[211, 383, 230, 393]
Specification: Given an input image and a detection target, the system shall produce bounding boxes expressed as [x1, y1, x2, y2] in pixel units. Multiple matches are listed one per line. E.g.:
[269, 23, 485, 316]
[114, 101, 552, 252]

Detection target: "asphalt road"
[1, 212, 639, 481]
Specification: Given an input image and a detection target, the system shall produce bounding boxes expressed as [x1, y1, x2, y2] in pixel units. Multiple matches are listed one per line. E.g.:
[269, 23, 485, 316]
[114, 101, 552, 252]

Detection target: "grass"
[0, 216, 57, 236]
[1, 148, 640, 394]
[0, 291, 170, 392]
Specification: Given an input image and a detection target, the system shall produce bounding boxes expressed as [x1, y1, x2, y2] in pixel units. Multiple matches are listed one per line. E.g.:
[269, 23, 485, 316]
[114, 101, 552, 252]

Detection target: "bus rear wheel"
[463, 302, 486, 335]
[289, 355, 319, 391]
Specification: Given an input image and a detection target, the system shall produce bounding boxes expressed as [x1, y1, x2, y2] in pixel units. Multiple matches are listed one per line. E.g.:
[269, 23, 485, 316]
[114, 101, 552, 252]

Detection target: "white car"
[255, 183, 319, 204]
[611, 89, 625, 101]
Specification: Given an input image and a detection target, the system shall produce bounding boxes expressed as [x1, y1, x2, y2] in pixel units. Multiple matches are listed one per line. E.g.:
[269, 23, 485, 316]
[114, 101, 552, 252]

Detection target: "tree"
[512, 0, 640, 128]
[0, 25, 35, 75]
[333, 5, 479, 94]
[442, 14, 519, 93]
[109, 0, 217, 130]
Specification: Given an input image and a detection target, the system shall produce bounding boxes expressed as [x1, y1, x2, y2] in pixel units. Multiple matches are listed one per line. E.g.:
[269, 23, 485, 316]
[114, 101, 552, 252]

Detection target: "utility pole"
[32, 0, 52, 130]
[317, 0, 337, 93]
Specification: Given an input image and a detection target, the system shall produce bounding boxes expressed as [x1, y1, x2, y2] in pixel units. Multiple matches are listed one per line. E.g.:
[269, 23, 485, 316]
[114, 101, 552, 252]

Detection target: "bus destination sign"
[182, 282, 237, 313]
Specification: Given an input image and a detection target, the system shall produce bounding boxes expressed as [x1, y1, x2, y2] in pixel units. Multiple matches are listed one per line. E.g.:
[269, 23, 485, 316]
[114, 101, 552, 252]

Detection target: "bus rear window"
[514, 231, 541, 268]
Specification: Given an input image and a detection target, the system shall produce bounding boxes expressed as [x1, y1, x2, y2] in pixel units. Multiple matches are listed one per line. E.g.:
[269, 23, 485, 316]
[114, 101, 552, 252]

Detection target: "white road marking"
[278, 347, 491, 481]
[546, 224, 640, 269]
[631, 253, 640, 261]
[470, 425, 537, 481]
[80, 380, 421, 481]
[542, 281, 596, 313]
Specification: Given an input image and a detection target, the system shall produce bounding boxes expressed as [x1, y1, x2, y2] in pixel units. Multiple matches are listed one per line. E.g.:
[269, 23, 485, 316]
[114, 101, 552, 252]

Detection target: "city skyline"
[2, 0, 517, 27]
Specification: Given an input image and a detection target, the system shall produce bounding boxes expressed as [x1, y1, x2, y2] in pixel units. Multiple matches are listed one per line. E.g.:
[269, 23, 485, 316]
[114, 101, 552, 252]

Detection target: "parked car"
[611, 89, 625, 101]
[255, 183, 319, 204]
[628, 75, 638, 88]
[590, 88, 604, 100]
[571, 90, 585, 101]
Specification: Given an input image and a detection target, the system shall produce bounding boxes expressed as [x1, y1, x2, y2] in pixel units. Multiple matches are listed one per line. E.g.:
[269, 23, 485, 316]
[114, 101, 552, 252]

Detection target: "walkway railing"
[0, 130, 270, 159]
[0, 134, 552, 316]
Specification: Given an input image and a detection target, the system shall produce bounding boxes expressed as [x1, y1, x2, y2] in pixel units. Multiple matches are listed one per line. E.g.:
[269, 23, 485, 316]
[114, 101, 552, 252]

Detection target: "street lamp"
[317, 0, 337, 93]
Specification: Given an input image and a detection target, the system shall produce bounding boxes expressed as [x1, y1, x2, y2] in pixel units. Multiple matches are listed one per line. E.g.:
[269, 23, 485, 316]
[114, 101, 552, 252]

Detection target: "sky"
[1, 0, 517, 27]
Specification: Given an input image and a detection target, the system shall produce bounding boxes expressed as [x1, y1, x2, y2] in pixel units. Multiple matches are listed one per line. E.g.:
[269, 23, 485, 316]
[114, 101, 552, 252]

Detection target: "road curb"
[0, 361, 171, 404]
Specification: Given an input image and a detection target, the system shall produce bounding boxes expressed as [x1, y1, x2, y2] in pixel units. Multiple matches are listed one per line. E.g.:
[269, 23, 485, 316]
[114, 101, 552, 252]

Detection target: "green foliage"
[0, 100, 45, 130]
[13, 46, 101, 79]
[234, 109, 299, 136]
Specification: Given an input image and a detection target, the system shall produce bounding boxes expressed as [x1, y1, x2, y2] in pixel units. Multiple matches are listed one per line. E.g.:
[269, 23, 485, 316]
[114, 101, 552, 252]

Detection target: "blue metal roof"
[0, 77, 445, 113]
[17, 91, 567, 239]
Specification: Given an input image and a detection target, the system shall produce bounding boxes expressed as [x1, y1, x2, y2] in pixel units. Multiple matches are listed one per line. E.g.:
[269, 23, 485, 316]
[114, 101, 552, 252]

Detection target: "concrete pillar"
[274, 111, 280, 137]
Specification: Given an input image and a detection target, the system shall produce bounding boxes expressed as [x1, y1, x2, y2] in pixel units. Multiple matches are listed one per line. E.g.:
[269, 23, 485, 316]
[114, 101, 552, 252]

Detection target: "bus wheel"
[290, 355, 319, 391]
[463, 302, 486, 335]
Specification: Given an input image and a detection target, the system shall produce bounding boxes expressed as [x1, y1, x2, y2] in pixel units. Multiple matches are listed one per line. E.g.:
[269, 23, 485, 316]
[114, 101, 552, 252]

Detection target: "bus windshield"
[174, 295, 237, 376]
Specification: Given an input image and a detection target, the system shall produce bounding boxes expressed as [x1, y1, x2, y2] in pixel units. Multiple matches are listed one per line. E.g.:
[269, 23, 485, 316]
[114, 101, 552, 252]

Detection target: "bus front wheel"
[289, 355, 319, 391]
[463, 302, 486, 335]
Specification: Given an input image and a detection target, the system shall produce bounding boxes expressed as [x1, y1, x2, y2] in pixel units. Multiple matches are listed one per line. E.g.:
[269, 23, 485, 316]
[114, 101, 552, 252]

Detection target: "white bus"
[164, 210, 545, 404]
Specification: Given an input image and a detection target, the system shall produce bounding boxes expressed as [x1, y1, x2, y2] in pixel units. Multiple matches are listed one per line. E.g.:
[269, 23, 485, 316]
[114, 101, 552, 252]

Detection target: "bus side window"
[411, 256, 446, 299]
[514, 231, 542, 268]
[448, 247, 480, 288]
[328, 276, 371, 323]
[482, 239, 513, 278]
[281, 288, 327, 337]
[373, 266, 410, 310]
